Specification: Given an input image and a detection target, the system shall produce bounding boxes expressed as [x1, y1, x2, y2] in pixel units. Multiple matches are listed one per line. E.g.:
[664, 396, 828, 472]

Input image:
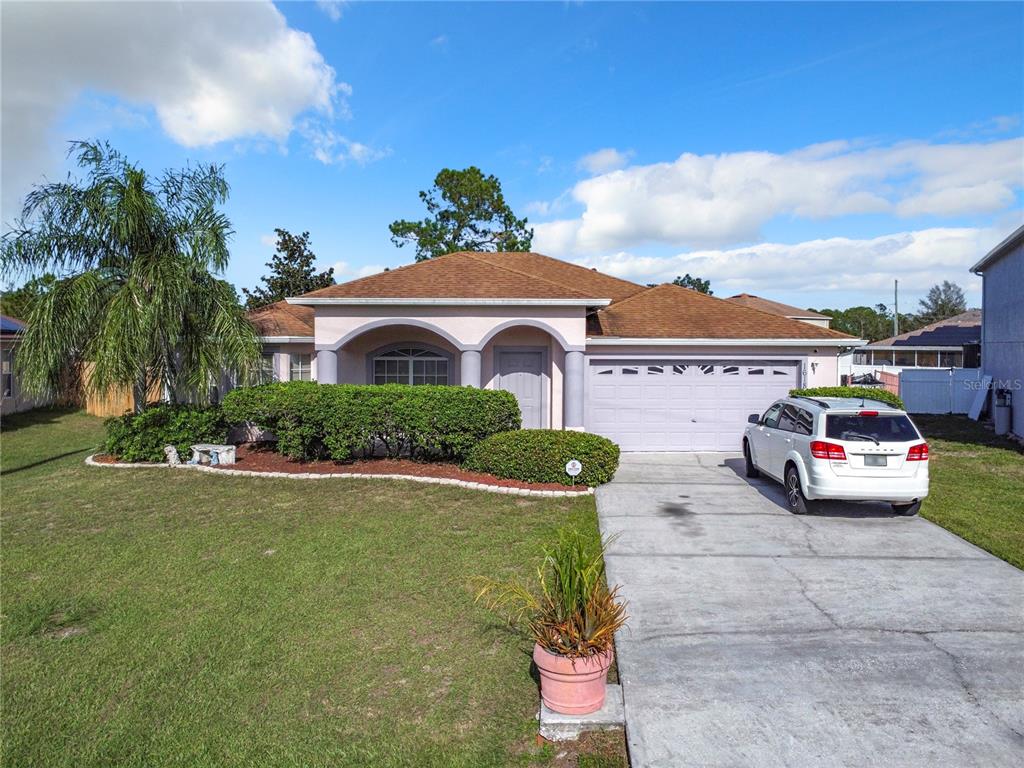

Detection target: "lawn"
[0, 410, 626, 768]
[915, 415, 1024, 570]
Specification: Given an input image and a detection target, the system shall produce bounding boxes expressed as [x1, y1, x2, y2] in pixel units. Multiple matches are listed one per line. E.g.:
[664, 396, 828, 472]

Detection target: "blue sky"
[3, 1, 1022, 310]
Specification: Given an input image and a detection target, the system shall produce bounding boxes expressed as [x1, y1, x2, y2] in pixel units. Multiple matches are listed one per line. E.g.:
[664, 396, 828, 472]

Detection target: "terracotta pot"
[533, 643, 613, 715]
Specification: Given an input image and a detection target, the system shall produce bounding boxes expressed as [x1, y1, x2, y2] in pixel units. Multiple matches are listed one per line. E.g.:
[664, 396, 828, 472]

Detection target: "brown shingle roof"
[591, 284, 855, 340]
[247, 301, 314, 337]
[466, 252, 646, 302]
[295, 251, 603, 301]
[726, 294, 830, 320]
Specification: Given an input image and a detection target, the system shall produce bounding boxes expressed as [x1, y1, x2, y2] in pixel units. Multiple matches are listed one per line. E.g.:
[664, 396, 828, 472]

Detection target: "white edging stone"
[84, 455, 594, 497]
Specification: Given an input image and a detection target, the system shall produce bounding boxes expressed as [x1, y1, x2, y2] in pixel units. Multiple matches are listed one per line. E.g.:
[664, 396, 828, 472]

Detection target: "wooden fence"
[81, 364, 161, 417]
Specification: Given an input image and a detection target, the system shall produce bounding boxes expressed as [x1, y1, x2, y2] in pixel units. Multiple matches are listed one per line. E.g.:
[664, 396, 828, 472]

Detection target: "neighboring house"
[971, 224, 1024, 437]
[725, 294, 833, 328]
[849, 310, 982, 375]
[1, 315, 50, 416]
[247, 251, 860, 451]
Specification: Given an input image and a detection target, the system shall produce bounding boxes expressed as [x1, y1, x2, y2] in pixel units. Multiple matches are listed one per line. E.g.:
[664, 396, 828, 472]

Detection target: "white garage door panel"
[588, 360, 799, 451]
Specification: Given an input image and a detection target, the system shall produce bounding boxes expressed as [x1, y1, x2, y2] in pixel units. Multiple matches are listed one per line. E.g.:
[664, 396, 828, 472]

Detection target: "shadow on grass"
[0, 406, 82, 433]
[913, 415, 1024, 455]
[1, 446, 96, 476]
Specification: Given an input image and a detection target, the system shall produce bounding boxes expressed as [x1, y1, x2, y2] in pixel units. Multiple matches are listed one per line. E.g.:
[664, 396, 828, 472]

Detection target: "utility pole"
[893, 279, 899, 338]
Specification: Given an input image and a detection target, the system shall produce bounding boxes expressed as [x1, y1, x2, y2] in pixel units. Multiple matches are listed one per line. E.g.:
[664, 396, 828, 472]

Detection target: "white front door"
[498, 350, 546, 429]
[588, 360, 800, 451]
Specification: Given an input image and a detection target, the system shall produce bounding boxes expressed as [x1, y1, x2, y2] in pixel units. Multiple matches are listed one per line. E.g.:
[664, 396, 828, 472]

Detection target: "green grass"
[0, 410, 626, 768]
[915, 415, 1024, 570]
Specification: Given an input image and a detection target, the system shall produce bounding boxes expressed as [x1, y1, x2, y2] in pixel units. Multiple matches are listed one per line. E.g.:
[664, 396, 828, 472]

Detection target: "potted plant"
[475, 527, 627, 715]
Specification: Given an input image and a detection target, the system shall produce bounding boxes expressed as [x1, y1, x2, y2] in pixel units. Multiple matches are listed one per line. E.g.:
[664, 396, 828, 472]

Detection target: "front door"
[498, 350, 545, 429]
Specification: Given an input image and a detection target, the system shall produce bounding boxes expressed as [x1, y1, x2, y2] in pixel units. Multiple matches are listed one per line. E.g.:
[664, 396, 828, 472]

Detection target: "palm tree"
[2, 141, 260, 411]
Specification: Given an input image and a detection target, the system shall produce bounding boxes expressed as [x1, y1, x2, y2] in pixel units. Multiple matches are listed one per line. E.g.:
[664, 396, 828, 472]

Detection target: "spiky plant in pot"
[475, 526, 627, 714]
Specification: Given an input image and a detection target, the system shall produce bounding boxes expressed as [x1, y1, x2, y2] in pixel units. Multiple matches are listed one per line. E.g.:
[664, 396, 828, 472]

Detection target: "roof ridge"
[521, 251, 646, 290]
[293, 255, 433, 299]
[460, 252, 595, 299]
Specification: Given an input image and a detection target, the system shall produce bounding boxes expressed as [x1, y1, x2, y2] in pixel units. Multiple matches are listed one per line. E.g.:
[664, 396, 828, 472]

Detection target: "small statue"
[164, 445, 181, 465]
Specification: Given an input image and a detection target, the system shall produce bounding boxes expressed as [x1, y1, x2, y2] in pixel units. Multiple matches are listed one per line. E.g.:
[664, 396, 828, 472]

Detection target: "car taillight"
[907, 443, 929, 461]
[859, 410, 878, 417]
[810, 441, 847, 460]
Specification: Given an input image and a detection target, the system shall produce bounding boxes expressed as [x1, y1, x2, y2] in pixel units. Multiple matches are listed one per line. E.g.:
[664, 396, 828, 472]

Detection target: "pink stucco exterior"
[312, 304, 588, 352]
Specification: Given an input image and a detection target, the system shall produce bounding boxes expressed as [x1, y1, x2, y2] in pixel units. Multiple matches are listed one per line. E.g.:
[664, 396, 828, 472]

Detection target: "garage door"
[587, 360, 799, 451]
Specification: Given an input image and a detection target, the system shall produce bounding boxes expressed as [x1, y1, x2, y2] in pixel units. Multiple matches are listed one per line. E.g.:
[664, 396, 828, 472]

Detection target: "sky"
[2, 1, 1023, 311]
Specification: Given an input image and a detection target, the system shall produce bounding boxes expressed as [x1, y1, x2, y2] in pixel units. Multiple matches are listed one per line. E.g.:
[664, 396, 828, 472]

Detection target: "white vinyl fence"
[899, 368, 983, 414]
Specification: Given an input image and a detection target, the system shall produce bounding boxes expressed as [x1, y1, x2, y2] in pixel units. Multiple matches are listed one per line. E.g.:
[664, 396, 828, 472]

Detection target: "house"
[725, 294, 833, 328]
[248, 251, 861, 451]
[971, 224, 1024, 437]
[1, 314, 50, 416]
[851, 310, 982, 373]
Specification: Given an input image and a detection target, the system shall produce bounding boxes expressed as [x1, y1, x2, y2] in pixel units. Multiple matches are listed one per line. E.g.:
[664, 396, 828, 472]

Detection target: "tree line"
[0, 143, 974, 409]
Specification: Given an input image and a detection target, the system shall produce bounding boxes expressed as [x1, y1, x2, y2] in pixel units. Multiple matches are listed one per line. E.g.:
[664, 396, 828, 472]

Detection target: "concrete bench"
[189, 444, 236, 465]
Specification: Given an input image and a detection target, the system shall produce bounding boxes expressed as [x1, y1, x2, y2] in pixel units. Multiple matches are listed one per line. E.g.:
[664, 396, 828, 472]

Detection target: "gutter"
[286, 297, 612, 307]
[585, 337, 865, 348]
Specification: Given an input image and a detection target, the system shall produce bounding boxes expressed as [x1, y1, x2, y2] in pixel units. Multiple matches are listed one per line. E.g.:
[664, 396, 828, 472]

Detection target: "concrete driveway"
[598, 453, 1024, 768]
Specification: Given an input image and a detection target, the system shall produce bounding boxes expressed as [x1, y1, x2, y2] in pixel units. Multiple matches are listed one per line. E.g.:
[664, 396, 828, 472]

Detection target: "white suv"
[742, 396, 929, 515]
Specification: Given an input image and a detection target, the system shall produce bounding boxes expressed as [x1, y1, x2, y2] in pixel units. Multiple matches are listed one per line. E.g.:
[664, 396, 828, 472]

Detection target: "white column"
[461, 349, 482, 388]
[564, 350, 585, 429]
[316, 349, 338, 384]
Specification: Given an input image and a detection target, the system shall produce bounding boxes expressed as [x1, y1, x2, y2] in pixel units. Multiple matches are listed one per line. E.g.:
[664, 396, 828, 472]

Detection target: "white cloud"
[260, 233, 278, 248]
[431, 34, 449, 47]
[316, 1, 345, 22]
[577, 147, 634, 175]
[300, 122, 391, 166]
[331, 261, 386, 280]
[573, 227, 1007, 297]
[534, 137, 1024, 254]
[1, 1, 345, 222]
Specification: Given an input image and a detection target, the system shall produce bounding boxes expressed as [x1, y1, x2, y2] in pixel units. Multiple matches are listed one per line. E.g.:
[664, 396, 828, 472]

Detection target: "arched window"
[372, 346, 449, 385]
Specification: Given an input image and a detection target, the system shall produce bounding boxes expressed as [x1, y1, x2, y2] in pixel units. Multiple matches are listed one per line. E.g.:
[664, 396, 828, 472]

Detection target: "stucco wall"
[261, 342, 317, 382]
[980, 242, 1024, 436]
[312, 304, 588, 350]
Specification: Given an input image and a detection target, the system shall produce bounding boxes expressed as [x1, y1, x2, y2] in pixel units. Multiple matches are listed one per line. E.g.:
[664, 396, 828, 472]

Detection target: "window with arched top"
[372, 346, 450, 385]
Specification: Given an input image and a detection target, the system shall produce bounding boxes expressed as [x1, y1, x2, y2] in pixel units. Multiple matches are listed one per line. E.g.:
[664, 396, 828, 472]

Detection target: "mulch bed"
[221, 444, 580, 490]
[97, 444, 585, 491]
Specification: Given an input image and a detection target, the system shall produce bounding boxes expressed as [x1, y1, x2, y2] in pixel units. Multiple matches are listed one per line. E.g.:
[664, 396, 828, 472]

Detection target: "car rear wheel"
[785, 466, 813, 515]
[891, 500, 922, 516]
[744, 441, 760, 478]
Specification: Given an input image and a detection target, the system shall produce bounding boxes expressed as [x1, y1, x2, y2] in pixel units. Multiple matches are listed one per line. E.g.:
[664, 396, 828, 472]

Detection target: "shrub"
[463, 430, 619, 487]
[475, 525, 627, 659]
[220, 382, 521, 462]
[104, 403, 228, 462]
[790, 386, 904, 410]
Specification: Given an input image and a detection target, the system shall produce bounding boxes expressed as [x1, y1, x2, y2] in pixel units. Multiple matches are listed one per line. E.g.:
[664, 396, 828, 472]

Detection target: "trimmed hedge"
[463, 430, 620, 487]
[221, 381, 521, 462]
[790, 386, 904, 410]
[104, 404, 228, 462]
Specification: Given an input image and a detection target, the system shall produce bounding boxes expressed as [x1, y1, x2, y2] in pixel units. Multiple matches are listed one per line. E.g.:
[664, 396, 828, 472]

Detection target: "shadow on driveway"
[719, 456, 905, 519]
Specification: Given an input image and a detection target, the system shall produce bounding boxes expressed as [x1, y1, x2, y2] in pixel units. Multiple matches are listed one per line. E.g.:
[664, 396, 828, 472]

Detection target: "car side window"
[778, 404, 800, 432]
[793, 407, 814, 436]
[762, 404, 783, 429]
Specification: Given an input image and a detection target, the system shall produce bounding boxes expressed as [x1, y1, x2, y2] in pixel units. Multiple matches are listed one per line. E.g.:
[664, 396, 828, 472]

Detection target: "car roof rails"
[792, 395, 831, 409]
